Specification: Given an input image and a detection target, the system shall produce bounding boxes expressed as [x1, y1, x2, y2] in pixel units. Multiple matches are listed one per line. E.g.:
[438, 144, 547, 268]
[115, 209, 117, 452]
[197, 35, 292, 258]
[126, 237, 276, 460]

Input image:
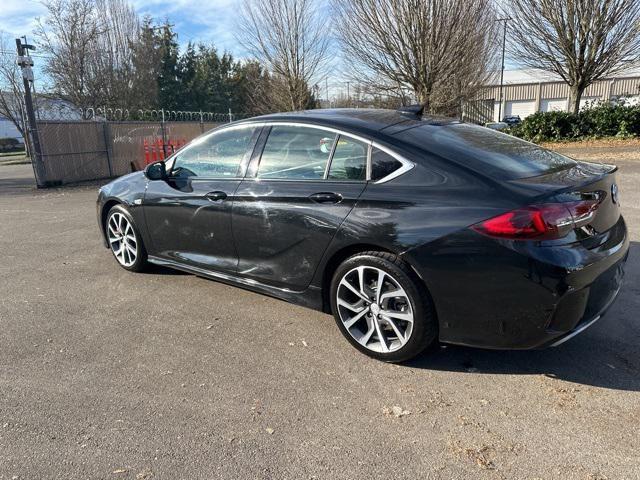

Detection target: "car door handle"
[205, 191, 227, 201]
[309, 192, 342, 204]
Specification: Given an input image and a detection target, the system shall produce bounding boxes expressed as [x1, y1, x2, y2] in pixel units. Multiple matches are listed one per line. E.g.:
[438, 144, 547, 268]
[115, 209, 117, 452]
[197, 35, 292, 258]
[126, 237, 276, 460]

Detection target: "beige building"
[480, 68, 640, 121]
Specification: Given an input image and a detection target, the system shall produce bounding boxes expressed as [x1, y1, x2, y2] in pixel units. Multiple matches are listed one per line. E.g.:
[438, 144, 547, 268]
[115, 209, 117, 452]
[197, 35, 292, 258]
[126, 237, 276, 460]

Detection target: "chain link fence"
[27, 99, 496, 186]
[31, 105, 248, 186]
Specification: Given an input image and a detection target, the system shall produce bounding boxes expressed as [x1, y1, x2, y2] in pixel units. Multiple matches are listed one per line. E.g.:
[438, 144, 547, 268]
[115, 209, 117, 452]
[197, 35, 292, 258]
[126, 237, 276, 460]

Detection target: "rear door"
[232, 125, 369, 290]
[143, 125, 260, 272]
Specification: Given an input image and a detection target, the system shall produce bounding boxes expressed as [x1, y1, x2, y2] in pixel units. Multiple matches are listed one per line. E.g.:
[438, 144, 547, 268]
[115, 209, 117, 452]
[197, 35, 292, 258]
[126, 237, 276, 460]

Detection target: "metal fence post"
[102, 120, 114, 177]
[160, 109, 168, 158]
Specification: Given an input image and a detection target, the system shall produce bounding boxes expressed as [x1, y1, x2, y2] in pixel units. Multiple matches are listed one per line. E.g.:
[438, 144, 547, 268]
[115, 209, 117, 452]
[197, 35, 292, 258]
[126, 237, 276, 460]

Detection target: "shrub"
[506, 102, 640, 142]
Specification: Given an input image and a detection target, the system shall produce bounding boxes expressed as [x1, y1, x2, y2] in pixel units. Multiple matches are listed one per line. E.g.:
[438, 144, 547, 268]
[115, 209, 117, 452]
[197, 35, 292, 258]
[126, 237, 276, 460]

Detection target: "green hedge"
[506, 102, 640, 142]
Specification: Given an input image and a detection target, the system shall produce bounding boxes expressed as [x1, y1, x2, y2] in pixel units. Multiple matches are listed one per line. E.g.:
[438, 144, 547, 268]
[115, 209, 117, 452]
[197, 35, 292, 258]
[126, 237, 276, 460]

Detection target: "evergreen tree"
[130, 18, 319, 115]
[157, 22, 181, 110]
[129, 16, 162, 109]
[178, 42, 199, 110]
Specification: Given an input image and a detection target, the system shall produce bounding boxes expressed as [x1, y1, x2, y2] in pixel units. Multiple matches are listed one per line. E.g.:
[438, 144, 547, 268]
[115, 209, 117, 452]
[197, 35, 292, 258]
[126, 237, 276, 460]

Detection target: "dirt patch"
[540, 139, 640, 162]
[541, 138, 640, 150]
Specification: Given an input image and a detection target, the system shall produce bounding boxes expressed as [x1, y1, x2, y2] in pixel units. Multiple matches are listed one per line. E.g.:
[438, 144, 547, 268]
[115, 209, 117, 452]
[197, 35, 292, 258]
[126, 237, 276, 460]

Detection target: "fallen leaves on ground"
[449, 441, 498, 470]
[465, 446, 496, 470]
[136, 469, 153, 479]
[383, 405, 411, 418]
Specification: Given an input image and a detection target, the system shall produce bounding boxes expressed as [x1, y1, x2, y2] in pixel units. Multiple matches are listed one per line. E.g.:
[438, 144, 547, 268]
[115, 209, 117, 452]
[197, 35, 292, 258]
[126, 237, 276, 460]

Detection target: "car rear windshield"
[396, 123, 576, 179]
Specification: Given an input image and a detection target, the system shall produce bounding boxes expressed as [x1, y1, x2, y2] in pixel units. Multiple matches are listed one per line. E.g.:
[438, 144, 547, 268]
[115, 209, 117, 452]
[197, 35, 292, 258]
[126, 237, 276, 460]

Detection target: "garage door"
[493, 101, 501, 122]
[504, 100, 536, 119]
[541, 99, 566, 112]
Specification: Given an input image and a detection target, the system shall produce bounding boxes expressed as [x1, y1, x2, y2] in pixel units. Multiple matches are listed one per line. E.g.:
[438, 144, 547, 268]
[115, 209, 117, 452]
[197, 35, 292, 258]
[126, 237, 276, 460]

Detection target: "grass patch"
[0, 152, 30, 165]
[0, 150, 27, 157]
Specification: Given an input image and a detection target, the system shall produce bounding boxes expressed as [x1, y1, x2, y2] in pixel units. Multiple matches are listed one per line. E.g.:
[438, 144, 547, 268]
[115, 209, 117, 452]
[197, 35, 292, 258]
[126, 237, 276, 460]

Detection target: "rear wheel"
[330, 251, 438, 362]
[105, 205, 148, 272]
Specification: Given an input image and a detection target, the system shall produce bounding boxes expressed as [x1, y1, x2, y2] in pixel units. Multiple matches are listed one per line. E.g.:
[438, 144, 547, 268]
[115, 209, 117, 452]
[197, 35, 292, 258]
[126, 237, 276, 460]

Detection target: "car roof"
[238, 108, 459, 138]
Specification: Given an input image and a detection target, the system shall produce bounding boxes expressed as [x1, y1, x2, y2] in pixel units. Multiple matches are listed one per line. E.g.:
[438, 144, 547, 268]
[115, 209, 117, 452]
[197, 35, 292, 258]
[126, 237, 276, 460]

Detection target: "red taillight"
[565, 199, 600, 227]
[471, 200, 600, 240]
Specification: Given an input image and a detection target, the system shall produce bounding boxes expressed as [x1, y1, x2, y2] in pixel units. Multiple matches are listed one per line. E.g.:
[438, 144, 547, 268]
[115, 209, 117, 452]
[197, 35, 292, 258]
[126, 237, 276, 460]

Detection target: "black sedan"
[97, 108, 628, 362]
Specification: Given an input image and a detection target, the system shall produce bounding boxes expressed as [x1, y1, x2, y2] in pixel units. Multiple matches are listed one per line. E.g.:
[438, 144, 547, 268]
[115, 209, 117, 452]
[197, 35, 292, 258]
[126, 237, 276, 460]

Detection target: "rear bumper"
[405, 216, 629, 350]
[543, 258, 625, 348]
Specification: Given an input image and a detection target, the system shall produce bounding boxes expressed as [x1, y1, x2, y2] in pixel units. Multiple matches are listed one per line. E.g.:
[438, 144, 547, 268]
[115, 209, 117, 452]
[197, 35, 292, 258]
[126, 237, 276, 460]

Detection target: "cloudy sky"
[0, 0, 248, 55]
[0, 0, 518, 97]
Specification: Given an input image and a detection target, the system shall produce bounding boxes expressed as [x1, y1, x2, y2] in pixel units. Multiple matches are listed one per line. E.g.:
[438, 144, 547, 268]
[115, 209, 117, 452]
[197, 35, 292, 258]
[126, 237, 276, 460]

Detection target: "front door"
[143, 125, 260, 273]
[232, 125, 369, 291]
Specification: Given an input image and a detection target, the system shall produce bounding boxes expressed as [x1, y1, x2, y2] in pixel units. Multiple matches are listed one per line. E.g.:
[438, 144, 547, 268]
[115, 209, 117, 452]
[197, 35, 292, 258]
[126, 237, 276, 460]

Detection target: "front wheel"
[105, 205, 148, 272]
[330, 251, 437, 362]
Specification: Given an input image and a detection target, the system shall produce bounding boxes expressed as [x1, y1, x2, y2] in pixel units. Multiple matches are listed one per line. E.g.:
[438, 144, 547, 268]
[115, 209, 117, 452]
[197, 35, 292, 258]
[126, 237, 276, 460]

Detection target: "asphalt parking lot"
[1, 148, 639, 479]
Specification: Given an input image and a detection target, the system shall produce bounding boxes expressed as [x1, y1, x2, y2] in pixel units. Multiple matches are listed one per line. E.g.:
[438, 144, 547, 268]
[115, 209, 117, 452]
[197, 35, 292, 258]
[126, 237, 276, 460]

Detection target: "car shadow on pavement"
[407, 242, 640, 392]
[144, 264, 189, 275]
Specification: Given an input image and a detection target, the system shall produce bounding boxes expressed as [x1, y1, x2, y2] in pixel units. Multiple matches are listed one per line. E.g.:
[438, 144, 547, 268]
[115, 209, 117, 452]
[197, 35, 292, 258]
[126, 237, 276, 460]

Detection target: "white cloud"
[0, 0, 45, 39]
[130, 0, 249, 56]
[0, 0, 247, 56]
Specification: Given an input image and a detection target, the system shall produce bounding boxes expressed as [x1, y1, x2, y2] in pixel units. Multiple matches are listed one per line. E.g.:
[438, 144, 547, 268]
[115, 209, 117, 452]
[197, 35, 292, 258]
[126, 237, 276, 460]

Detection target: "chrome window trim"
[166, 120, 415, 184]
[235, 121, 414, 184]
[370, 143, 416, 184]
[242, 121, 372, 145]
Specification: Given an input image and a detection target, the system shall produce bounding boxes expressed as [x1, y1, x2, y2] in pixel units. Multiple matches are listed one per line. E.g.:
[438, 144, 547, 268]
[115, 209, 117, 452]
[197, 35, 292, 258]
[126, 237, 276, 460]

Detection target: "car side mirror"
[144, 161, 166, 181]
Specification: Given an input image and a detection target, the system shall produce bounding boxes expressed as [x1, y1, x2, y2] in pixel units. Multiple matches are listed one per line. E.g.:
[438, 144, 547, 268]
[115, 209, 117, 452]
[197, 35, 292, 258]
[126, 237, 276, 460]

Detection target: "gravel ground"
[1, 144, 639, 479]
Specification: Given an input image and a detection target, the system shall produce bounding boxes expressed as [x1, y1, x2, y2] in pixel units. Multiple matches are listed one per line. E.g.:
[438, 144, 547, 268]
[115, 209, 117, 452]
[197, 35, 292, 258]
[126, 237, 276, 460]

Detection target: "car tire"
[330, 251, 437, 362]
[105, 204, 149, 272]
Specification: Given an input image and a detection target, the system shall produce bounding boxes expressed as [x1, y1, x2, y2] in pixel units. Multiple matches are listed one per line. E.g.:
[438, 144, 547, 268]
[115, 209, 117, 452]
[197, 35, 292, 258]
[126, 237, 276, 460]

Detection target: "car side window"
[327, 136, 367, 181]
[258, 126, 336, 180]
[371, 147, 403, 181]
[171, 126, 257, 178]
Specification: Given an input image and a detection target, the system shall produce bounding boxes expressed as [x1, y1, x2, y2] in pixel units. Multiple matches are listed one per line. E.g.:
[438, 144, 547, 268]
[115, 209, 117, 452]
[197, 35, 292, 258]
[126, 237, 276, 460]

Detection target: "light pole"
[496, 17, 511, 122]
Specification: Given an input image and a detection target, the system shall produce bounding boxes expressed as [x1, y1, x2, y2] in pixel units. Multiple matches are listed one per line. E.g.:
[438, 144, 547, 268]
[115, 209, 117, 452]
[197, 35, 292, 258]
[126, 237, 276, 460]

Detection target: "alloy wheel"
[336, 266, 414, 353]
[107, 212, 138, 267]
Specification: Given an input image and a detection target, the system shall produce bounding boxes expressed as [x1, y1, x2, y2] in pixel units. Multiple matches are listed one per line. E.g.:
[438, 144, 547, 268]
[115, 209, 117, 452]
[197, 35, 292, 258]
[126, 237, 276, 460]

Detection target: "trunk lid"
[510, 161, 621, 236]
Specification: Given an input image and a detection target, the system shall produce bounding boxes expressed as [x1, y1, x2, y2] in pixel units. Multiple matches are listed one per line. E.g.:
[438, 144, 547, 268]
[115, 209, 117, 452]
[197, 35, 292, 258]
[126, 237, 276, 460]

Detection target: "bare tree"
[94, 0, 140, 104]
[332, 0, 499, 114]
[35, 0, 139, 109]
[236, 0, 329, 111]
[0, 33, 28, 144]
[505, 0, 640, 113]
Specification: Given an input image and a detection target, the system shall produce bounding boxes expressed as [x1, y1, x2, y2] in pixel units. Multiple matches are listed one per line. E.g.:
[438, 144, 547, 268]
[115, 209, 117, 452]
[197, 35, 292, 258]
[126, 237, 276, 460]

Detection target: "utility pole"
[346, 81, 351, 107]
[16, 37, 46, 187]
[496, 18, 511, 123]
